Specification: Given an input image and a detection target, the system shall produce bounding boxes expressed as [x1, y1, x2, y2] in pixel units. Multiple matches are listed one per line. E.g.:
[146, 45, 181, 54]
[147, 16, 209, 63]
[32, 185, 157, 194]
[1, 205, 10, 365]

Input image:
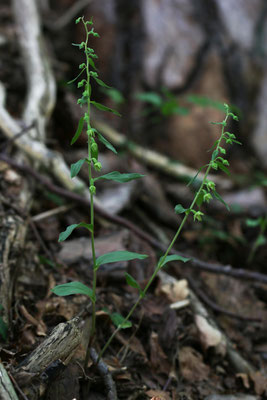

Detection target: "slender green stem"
[83, 21, 98, 368]
[97, 113, 230, 362]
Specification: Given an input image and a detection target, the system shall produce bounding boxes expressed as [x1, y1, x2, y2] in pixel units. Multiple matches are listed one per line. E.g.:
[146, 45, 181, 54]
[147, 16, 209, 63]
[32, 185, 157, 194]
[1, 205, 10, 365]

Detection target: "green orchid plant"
[52, 17, 240, 366]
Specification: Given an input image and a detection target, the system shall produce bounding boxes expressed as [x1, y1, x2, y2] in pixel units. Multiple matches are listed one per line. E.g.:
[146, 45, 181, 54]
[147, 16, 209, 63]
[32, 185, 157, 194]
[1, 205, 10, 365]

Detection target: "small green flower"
[205, 180, 216, 191]
[203, 193, 212, 203]
[94, 161, 102, 171]
[193, 211, 204, 222]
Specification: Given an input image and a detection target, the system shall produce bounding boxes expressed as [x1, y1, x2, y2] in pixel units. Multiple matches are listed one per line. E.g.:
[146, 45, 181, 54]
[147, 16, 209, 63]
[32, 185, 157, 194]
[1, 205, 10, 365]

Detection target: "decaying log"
[15, 317, 82, 377]
[13, 317, 82, 399]
[0, 209, 26, 326]
[0, 363, 19, 400]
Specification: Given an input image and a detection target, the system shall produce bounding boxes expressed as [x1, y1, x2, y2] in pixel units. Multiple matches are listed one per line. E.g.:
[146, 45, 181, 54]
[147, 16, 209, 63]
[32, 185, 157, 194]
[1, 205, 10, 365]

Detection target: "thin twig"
[8, 372, 30, 400]
[31, 204, 74, 222]
[1, 153, 267, 285]
[89, 347, 117, 400]
[0, 121, 35, 152]
[44, 0, 92, 31]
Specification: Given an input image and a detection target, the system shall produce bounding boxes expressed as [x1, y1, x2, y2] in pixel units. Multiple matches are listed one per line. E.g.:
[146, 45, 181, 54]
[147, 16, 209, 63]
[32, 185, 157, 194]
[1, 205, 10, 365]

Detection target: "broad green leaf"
[246, 218, 261, 228]
[96, 250, 148, 268]
[59, 222, 93, 242]
[94, 171, 145, 183]
[103, 88, 125, 104]
[110, 312, 132, 329]
[136, 92, 162, 107]
[187, 95, 226, 112]
[125, 273, 143, 296]
[70, 158, 86, 178]
[96, 131, 117, 154]
[51, 281, 95, 301]
[213, 190, 230, 211]
[67, 68, 86, 85]
[174, 204, 188, 214]
[158, 254, 191, 268]
[91, 101, 121, 116]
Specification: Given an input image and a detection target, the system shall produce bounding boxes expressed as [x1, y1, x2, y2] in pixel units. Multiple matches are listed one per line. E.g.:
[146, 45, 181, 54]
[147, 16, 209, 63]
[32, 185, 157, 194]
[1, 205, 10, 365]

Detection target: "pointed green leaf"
[96, 132, 117, 154]
[89, 57, 98, 71]
[245, 218, 261, 228]
[94, 171, 145, 183]
[58, 222, 93, 242]
[70, 158, 86, 178]
[174, 204, 188, 214]
[91, 101, 121, 116]
[254, 234, 266, 247]
[232, 139, 242, 145]
[110, 312, 132, 329]
[51, 281, 95, 301]
[158, 254, 191, 268]
[136, 92, 162, 107]
[92, 76, 111, 89]
[196, 191, 204, 207]
[187, 165, 207, 187]
[67, 68, 86, 85]
[96, 251, 148, 268]
[125, 273, 143, 296]
[213, 190, 230, 211]
[216, 161, 230, 175]
[212, 149, 219, 161]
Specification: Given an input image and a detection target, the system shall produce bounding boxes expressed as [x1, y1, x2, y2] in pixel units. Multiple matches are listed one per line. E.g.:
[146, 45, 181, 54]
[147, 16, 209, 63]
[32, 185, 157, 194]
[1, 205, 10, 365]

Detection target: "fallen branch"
[90, 348, 118, 400]
[14, 317, 82, 396]
[44, 0, 93, 31]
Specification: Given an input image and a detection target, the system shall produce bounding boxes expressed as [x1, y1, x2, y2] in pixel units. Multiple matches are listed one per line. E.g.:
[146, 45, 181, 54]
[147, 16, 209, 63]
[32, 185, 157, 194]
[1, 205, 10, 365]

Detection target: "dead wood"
[0, 207, 27, 326]
[13, 317, 82, 399]
[0, 363, 19, 400]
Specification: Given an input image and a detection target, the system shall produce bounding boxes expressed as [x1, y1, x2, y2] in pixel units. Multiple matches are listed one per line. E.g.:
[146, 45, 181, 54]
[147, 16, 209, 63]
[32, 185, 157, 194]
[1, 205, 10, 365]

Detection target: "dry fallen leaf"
[179, 346, 210, 382]
[159, 278, 189, 303]
[146, 390, 171, 400]
[249, 370, 267, 395]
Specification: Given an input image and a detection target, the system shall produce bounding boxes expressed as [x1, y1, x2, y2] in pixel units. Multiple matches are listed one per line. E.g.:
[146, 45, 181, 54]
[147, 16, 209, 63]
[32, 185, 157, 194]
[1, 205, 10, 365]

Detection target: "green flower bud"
[91, 142, 98, 159]
[204, 193, 212, 203]
[94, 161, 102, 171]
[89, 185, 96, 195]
